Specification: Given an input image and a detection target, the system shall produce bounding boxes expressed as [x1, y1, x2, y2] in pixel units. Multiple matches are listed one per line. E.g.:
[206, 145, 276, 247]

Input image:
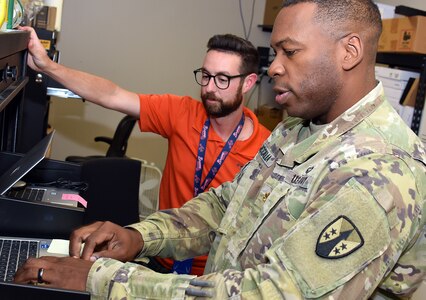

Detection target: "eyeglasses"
[193, 68, 248, 90]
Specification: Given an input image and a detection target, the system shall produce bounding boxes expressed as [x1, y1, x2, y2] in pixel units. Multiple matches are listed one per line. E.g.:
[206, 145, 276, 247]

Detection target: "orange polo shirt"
[138, 94, 270, 275]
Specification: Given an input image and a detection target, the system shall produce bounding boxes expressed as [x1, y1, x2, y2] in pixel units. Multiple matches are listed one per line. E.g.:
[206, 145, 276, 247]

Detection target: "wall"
[48, 0, 426, 171]
[378, 0, 426, 10]
[48, 0, 274, 169]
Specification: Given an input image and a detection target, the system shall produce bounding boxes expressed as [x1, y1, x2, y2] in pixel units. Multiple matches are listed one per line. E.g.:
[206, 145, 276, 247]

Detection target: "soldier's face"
[269, 3, 344, 124]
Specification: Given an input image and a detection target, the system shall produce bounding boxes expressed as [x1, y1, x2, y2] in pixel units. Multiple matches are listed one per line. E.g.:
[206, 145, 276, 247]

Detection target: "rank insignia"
[315, 215, 364, 259]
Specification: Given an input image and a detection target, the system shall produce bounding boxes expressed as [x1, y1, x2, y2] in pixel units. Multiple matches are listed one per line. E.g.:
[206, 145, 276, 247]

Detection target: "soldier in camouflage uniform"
[14, 0, 426, 299]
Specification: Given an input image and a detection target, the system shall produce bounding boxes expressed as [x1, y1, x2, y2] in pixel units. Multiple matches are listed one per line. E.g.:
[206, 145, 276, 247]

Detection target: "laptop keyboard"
[0, 238, 39, 282]
[6, 187, 45, 202]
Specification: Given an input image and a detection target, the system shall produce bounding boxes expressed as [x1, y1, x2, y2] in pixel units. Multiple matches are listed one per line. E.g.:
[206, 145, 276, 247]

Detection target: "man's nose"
[205, 77, 217, 91]
[268, 59, 285, 78]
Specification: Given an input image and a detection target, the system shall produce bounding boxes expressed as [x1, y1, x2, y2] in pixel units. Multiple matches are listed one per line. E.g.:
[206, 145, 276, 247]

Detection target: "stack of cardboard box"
[263, 0, 282, 26]
[378, 16, 426, 54]
[255, 105, 285, 131]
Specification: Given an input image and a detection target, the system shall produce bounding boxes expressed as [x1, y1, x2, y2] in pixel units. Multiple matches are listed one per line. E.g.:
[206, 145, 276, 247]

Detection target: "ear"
[341, 34, 363, 71]
[242, 73, 258, 93]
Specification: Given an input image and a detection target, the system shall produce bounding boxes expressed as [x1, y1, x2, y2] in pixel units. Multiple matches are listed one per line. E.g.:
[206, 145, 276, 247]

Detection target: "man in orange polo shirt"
[21, 27, 271, 275]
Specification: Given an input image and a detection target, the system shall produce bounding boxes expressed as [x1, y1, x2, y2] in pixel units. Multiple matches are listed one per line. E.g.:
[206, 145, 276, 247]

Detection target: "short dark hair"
[207, 34, 259, 75]
[282, 0, 382, 42]
[280, 0, 382, 64]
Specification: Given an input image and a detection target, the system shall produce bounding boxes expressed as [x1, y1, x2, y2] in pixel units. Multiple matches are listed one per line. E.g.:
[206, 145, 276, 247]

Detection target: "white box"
[379, 77, 410, 90]
[375, 65, 420, 82]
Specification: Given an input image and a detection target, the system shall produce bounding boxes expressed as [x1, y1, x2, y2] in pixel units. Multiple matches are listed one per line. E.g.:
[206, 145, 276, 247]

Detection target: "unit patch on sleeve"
[315, 215, 364, 259]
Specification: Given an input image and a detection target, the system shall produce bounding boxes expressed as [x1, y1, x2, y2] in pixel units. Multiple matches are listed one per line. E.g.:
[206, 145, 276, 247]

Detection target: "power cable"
[239, 0, 256, 40]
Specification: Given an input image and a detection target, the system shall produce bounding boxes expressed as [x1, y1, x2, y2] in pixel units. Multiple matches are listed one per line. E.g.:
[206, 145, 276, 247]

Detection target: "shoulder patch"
[315, 215, 364, 259]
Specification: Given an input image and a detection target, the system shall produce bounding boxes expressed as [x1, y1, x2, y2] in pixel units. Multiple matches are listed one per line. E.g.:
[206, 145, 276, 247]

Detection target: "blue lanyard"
[193, 113, 245, 196]
[172, 113, 245, 275]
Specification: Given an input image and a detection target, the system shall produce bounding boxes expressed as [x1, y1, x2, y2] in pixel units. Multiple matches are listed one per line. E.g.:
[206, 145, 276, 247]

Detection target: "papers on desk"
[47, 239, 84, 256]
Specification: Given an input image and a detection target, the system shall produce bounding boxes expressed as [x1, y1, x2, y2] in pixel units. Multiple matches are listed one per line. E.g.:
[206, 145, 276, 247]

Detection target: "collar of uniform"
[279, 82, 385, 166]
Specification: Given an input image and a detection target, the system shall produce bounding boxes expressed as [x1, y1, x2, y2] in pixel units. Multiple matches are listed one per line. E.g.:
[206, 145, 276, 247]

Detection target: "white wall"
[48, 0, 275, 169]
[378, 0, 426, 10]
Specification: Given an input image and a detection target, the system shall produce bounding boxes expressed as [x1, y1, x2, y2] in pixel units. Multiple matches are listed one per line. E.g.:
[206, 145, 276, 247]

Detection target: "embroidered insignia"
[315, 215, 364, 259]
[261, 192, 270, 202]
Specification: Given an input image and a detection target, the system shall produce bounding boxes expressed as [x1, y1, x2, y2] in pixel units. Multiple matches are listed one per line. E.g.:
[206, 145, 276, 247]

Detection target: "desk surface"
[0, 282, 90, 300]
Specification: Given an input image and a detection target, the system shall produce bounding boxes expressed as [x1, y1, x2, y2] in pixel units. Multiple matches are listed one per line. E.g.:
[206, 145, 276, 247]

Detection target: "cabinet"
[0, 30, 57, 153]
[0, 30, 29, 152]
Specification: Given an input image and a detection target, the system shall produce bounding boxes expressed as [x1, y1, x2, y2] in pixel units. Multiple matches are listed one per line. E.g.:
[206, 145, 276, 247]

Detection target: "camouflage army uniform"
[87, 82, 426, 299]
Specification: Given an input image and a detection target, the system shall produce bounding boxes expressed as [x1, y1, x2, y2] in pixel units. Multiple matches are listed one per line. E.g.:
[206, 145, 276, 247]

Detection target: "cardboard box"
[34, 28, 57, 52]
[263, 0, 282, 26]
[378, 16, 426, 54]
[34, 6, 57, 31]
[255, 105, 284, 131]
[402, 78, 419, 107]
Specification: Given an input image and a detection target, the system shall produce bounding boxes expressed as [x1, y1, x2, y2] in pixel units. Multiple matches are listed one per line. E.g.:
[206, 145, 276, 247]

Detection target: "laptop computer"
[0, 236, 67, 281]
[0, 131, 81, 207]
[0, 133, 90, 298]
[0, 235, 90, 299]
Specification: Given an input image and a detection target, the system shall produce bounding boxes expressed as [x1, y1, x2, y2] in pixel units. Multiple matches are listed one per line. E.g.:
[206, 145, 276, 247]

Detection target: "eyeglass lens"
[194, 70, 230, 89]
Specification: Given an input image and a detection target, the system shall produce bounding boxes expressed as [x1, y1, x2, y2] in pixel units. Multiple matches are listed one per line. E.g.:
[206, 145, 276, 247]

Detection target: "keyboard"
[6, 187, 46, 202]
[0, 238, 39, 282]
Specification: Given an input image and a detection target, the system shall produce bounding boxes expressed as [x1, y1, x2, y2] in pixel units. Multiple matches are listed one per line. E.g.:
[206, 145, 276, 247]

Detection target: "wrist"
[128, 227, 144, 259]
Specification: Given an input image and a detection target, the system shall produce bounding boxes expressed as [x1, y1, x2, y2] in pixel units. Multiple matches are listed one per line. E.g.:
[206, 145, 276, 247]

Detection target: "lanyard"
[172, 113, 245, 274]
[193, 113, 245, 196]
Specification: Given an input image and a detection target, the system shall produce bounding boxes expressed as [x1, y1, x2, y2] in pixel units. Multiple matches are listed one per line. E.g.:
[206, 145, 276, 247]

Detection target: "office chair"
[65, 115, 138, 163]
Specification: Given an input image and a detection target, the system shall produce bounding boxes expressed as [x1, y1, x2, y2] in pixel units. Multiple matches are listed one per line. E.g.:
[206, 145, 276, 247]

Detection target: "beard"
[201, 85, 244, 118]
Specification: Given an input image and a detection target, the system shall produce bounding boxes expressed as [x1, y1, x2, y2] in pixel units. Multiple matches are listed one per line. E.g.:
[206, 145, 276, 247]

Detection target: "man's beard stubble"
[201, 85, 244, 118]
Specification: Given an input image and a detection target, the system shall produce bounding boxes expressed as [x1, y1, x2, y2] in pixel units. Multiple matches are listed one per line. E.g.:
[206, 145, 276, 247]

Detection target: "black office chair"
[66, 115, 138, 163]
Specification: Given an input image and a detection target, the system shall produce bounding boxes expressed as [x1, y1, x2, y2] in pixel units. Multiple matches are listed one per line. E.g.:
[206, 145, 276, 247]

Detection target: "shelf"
[376, 52, 426, 134]
[0, 78, 29, 111]
[258, 25, 273, 32]
[0, 31, 29, 60]
[376, 52, 426, 70]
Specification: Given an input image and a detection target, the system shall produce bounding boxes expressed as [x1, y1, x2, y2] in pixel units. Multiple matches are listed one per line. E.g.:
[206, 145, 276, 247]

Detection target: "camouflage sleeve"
[127, 179, 236, 260]
[87, 258, 196, 299]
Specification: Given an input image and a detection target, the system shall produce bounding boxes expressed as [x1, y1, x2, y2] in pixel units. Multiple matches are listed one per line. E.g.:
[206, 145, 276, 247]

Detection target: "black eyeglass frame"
[193, 68, 249, 90]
